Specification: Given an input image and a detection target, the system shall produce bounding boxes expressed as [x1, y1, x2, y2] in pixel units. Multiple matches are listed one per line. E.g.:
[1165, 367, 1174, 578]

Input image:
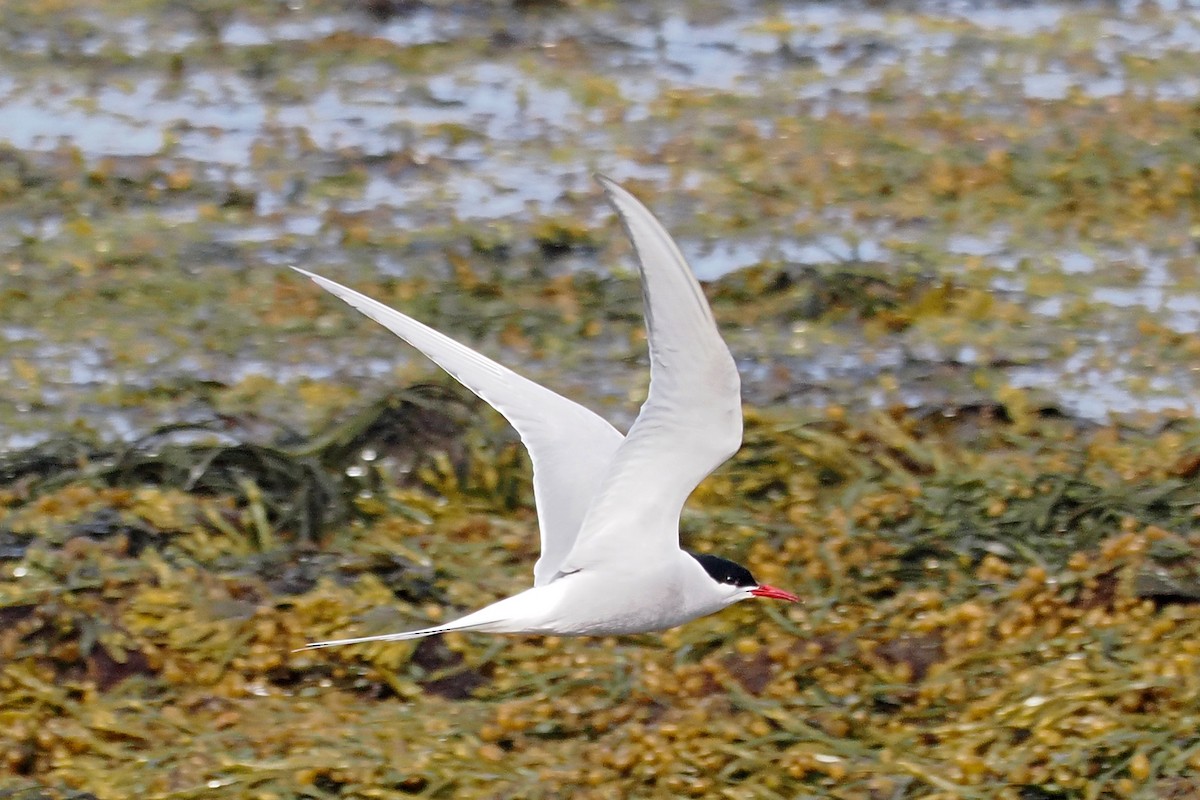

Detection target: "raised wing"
[558, 177, 743, 572]
[292, 268, 624, 586]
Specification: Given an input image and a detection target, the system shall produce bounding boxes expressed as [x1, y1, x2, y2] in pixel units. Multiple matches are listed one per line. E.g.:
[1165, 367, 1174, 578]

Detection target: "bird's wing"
[292, 268, 624, 586]
[558, 177, 742, 572]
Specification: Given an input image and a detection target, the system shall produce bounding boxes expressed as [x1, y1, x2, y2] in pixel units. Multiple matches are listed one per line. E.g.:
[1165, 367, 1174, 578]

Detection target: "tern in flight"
[294, 176, 797, 649]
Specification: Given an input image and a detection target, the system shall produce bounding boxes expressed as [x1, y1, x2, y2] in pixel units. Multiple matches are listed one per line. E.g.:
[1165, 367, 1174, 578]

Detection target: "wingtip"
[593, 173, 628, 203]
[594, 175, 647, 228]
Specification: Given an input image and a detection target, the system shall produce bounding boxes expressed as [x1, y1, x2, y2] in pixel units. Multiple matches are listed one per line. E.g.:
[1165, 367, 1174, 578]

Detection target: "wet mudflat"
[2, 1, 1199, 798]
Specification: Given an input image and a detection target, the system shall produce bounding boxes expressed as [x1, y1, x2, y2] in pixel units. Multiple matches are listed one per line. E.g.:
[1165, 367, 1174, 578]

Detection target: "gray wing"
[558, 177, 742, 572]
[292, 268, 624, 586]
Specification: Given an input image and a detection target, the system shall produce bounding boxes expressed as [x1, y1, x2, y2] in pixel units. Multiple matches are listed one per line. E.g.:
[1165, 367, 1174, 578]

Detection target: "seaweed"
[2, 401, 1199, 800]
[0, 384, 475, 546]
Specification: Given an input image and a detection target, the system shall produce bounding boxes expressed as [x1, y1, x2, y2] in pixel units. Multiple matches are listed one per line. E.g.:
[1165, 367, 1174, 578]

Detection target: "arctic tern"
[294, 175, 798, 648]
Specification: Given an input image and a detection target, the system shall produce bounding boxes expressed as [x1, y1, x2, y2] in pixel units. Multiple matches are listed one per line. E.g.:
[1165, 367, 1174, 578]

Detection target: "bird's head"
[688, 552, 800, 607]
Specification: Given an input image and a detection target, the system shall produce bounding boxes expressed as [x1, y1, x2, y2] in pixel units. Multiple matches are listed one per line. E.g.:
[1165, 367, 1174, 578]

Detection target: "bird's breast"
[544, 569, 695, 636]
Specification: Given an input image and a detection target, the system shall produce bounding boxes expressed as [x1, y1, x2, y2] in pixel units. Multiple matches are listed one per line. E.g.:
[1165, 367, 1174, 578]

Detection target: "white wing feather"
[291, 268, 624, 585]
[560, 177, 743, 571]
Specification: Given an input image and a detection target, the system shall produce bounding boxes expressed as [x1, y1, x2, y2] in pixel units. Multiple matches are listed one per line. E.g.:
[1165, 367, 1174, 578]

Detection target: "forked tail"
[297, 623, 469, 650]
[295, 586, 553, 651]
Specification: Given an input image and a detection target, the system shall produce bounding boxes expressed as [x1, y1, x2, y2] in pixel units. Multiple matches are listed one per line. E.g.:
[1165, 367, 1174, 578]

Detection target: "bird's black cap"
[688, 552, 757, 588]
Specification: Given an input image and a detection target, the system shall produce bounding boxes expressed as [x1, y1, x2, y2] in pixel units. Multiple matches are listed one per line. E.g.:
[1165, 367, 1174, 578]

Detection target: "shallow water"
[2, 0, 1199, 446]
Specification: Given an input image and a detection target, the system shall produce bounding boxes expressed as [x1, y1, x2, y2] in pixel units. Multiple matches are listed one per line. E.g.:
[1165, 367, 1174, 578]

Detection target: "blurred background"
[1, 1, 1199, 799]
[3, 0, 1200, 441]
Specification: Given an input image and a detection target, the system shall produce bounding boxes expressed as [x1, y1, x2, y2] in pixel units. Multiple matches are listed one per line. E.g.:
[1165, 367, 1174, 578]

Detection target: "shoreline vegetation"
[2, 396, 1199, 798]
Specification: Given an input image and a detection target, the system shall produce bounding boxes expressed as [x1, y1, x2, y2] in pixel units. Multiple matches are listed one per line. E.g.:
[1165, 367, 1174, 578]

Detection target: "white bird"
[293, 175, 798, 649]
